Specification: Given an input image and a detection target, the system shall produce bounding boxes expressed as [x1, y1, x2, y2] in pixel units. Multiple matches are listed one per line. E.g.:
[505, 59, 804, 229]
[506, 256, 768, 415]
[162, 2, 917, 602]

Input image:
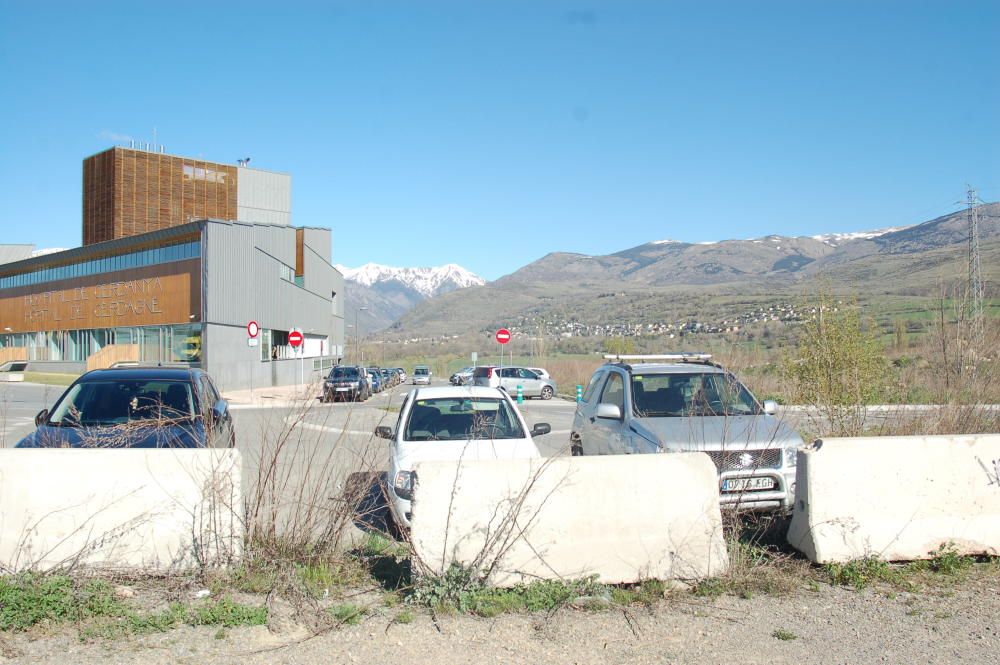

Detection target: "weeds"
[772, 628, 798, 641]
[0, 574, 266, 636]
[409, 564, 608, 616]
[329, 603, 367, 625]
[825, 556, 897, 590]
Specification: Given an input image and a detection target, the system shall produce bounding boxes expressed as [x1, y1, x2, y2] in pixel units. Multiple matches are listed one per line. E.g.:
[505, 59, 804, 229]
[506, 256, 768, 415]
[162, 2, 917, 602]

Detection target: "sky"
[1, 1, 997, 281]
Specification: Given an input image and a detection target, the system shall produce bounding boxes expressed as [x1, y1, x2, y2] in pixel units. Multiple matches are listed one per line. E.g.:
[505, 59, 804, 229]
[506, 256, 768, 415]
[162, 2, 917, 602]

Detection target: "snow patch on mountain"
[810, 226, 911, 246]
[335, 262, 486, 297]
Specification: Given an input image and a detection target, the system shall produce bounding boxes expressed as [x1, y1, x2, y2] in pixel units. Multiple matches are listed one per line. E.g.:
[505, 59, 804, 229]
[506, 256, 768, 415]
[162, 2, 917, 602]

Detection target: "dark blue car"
[16, 366, 235, 449]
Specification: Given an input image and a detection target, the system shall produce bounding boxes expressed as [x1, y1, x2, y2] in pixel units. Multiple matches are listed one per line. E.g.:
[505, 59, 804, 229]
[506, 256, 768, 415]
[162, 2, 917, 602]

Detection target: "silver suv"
[472, 366, 556, 400]
[570, 354, 802, 513]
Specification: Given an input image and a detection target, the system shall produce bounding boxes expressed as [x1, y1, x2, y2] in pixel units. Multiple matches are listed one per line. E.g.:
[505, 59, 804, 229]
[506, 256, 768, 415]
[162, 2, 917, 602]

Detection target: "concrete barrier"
[410, 454, 728, 586]
[0, 449, 242, 573]
[787, 434, 1000, 563]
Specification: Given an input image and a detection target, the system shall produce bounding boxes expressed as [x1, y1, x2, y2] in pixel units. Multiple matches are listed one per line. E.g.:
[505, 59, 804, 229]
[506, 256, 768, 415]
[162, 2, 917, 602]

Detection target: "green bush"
[783, 298, 893, 436]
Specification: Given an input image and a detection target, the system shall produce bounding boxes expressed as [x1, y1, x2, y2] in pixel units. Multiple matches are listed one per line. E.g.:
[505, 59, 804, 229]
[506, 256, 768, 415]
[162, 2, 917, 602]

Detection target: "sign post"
[495, 328, 510, 372]
[247, 321, 259, 399]
[289, 329, 304, 387]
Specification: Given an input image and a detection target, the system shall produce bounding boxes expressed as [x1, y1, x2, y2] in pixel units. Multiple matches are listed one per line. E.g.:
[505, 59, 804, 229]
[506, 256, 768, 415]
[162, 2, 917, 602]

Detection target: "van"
[412, 365, 431, 385]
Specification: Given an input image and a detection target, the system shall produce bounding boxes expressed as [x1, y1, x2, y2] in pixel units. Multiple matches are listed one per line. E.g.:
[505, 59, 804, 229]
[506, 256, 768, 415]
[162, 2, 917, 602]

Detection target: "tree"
[602, 336, 635, 356]
[783, 298, 890, 436]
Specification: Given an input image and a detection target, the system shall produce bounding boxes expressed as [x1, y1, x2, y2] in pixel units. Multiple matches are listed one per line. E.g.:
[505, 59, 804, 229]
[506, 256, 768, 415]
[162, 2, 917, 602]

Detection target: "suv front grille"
[706, 449, 781, 472]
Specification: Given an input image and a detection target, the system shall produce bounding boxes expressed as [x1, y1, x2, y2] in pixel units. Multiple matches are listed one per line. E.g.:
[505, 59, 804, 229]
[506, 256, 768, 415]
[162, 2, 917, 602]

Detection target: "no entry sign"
[495, 328, 511, 345]
[288, 330, 304, 348]
[247, 321, 259, 338]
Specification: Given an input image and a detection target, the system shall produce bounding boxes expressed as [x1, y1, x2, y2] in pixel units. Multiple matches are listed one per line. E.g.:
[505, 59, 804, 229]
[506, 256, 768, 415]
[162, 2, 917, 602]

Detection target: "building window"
[0, 241, 200, 290]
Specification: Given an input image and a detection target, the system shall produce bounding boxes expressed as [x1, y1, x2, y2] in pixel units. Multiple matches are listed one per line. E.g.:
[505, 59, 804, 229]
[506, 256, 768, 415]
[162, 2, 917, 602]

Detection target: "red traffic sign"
[495, 328, 511, 345]
[247, 321, 259, 338]
[288, 330, 304, 348]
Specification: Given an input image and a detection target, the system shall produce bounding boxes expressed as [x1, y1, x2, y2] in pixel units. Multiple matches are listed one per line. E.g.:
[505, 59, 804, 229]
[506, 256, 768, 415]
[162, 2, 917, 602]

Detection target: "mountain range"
[344, 203, 999, 338]
[336, 263, 485, 334]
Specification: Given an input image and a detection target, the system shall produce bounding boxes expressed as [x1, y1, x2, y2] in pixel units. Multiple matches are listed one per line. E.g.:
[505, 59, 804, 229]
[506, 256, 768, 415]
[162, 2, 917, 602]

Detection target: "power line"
[966, 185, 985, 353]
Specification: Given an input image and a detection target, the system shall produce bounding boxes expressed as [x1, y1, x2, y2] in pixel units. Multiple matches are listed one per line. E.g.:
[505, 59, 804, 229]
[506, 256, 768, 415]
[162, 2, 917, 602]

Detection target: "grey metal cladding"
[203, 221, 332, 332]
[236, 168, 292, 226]
[301, 228, 331, 262]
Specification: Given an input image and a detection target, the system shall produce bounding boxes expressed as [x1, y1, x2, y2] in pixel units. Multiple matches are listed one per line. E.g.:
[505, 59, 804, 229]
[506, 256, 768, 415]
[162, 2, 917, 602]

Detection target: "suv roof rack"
[602, 354, 713, 363]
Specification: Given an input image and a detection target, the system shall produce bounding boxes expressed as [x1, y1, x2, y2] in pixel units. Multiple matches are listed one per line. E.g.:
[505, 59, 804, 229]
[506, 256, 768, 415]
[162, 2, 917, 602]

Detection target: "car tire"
[540, 386, 554, 400]
[571, 442, 583, 456]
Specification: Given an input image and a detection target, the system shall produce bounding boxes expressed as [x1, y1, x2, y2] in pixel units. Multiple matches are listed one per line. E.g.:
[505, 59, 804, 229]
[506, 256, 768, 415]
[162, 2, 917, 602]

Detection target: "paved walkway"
[222, 381, 323, 409]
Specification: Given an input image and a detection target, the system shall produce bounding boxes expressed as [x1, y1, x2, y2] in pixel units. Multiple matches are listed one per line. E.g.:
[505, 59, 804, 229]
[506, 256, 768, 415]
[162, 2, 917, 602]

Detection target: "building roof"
[0, 245, 35, 266]
[0, 222, 203, 277]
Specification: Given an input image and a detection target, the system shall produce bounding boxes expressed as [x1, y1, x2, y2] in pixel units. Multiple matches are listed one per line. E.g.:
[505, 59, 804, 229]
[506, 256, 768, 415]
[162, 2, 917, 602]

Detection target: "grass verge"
[0, 575, 266, 637]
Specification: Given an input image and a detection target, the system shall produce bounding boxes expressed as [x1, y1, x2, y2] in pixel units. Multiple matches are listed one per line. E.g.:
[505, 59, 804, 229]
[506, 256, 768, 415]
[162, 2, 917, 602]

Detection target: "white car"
[412, 365, 431, 385]
[376, 385, 550, 530]
[527, 367, 550, 379]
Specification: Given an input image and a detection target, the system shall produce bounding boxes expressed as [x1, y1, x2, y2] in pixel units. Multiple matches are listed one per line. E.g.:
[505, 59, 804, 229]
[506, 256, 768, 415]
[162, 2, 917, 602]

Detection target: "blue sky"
[1, 1, 997, 281]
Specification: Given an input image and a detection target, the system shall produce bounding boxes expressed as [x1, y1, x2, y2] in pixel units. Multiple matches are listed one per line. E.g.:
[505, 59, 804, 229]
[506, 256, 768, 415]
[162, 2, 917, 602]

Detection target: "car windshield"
[48, 379, 197, 427]
[414, 367, 429, 375]
[330, 367, 359, 379]
[403, 397, 525, 441]
[631, 372, 761, 417]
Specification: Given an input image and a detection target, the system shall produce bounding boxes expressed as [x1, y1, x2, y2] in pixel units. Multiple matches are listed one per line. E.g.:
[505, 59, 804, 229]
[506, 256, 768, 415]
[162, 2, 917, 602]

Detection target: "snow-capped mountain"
[337, 263, 485, 298]
[335, 263, 486, 334]
[809, 226, 911, 246]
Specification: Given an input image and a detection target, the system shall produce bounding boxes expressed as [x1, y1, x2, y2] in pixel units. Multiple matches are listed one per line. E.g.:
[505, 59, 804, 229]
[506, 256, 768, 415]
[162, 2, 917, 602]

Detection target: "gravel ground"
[3, 569, 998, 664]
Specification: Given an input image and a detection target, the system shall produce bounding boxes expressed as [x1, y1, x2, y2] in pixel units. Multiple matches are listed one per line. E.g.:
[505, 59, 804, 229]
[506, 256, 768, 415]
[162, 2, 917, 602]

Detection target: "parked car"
[527, 367, 550, 379]
[395, 368, 407, 383]
[367, 367, 384, 393]
[449, 366, 475, 385]
[412, 365, 431, 385]
[472, 366, 556, 400]
[380, 367, 397, 388]
[15, 366, 235, 449]
[570, 354, 803, 513]
[376, 385, 551, 530]
[323, 365, 371, 402]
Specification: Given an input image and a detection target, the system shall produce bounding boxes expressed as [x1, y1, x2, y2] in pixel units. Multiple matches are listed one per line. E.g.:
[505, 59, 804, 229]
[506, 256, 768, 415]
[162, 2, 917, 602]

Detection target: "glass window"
[599, 373, 625, 411]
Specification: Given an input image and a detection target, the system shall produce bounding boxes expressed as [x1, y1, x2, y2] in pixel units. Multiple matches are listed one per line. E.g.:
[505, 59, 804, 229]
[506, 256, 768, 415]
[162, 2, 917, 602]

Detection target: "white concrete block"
[0, 449, 242, 573]
[410, 454, 728, 586]
[788, 434, 1000, 563]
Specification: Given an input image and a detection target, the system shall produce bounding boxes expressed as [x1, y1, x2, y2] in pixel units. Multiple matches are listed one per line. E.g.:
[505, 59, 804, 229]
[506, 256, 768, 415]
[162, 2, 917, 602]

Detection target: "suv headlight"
[393, 471, 413, 500]
[784, 446, 798, 467]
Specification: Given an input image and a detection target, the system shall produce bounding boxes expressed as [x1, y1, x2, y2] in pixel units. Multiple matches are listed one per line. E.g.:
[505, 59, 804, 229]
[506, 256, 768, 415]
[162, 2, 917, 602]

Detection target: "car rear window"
[404, 397, 525, 441]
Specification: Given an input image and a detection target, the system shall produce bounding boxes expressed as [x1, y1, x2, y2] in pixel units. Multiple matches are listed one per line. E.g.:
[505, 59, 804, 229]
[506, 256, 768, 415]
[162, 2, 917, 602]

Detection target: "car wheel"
[571, 442, 584, 456]
[540, 386, 554, 400]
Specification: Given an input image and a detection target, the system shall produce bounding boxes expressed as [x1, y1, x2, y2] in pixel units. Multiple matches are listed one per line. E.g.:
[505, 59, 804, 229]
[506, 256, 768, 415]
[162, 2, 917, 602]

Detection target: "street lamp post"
[355, 307, 368, 364]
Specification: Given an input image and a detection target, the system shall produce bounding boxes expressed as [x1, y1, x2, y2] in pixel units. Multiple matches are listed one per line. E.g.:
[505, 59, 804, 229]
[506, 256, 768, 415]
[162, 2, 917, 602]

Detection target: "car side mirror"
[531, 423, 551, 437]
[212, 399, 229, 420]
[596, 403, 621, 420]
[35, 409, 48, 426]
[763, 400, 778, 415]
[375, 425, 393, 439]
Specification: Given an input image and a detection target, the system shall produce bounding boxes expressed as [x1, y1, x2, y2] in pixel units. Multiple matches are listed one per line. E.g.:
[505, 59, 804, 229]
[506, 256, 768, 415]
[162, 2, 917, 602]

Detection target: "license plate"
[722, 477, 775, 492]
[335, 387, 350, 391]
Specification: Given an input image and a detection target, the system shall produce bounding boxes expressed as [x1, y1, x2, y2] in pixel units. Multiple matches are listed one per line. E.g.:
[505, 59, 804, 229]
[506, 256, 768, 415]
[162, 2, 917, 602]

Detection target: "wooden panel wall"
[83, 148, 237, 246]
[0, 259, 200, 334]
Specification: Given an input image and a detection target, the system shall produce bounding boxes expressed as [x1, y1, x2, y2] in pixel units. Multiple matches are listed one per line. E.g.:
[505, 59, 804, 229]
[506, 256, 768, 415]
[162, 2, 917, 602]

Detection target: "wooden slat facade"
[83, 147, 237, 246]
[0, 259, 200, 334]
